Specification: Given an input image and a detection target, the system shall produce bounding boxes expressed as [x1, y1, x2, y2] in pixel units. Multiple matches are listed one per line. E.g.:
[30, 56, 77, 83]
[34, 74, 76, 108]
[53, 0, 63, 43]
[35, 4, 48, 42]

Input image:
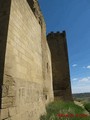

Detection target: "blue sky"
[38, 0, 90, 93]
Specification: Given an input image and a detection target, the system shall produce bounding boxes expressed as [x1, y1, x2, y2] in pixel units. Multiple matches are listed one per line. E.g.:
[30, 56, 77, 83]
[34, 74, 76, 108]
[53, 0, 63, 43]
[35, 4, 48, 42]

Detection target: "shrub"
[84, 103, 90, 113]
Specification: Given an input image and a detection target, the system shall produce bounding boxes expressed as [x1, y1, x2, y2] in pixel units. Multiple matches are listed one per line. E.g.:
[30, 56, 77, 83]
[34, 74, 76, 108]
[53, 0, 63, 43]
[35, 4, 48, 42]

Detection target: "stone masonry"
[47, 31, 72, 101]
[0, 0, 72, 120]
[0, 0, 54, 120]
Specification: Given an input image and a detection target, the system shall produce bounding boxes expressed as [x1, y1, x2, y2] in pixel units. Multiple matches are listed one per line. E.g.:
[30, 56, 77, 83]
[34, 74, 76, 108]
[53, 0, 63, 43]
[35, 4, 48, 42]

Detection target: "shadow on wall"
[47, 32, 73, 101]
[0, 0, 11, 109]
[27, 0, 35, 13]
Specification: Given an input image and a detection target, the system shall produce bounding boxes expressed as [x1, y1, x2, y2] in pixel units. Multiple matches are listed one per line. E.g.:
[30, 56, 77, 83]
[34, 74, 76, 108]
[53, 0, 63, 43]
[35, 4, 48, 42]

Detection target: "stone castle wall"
[47, 32, 72, 101]
[0, 0, 73, 120]
[0, 0, 53, 120]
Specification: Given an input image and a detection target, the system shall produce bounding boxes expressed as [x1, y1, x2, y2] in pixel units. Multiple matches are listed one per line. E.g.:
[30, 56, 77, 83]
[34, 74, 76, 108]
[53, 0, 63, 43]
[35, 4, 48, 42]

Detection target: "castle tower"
[47, 31, 72, 101]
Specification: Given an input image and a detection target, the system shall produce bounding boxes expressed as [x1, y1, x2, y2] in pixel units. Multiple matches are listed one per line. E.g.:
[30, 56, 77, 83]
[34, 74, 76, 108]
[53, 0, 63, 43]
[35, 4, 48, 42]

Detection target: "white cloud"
[72, 64, 77, 67]
[79, 77, 90, 82]
[87, 65, 90, 69]
[72, 85, 90, 93]
[82, 65, 90, 69]
[72, 76, 90, 93]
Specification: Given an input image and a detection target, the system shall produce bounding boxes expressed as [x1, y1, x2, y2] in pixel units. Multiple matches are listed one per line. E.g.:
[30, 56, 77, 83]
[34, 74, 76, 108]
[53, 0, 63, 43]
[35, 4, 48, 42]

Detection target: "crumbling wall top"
[27, 0, 46, 27]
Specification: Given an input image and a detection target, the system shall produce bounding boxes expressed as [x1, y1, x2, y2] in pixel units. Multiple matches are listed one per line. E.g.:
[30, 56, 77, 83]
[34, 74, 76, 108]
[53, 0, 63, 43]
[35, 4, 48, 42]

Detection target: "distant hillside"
[73, 93, 90, 98]
[73, 93, 90, 102]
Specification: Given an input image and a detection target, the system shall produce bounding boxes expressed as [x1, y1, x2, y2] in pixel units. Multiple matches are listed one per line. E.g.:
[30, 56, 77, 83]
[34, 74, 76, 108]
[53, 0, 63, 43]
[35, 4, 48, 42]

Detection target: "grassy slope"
[40, 101, 90, 120]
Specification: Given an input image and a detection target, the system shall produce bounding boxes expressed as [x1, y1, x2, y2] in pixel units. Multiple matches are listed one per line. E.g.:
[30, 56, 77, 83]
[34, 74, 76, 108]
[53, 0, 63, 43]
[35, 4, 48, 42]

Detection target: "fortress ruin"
[0, 0, 72, 120]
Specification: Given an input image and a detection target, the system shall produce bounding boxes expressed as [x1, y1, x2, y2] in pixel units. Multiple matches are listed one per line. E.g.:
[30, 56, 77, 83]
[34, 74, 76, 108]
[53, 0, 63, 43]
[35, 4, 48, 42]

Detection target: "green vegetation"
[84, 103, 90, 113]
[40, 101, 90, 120]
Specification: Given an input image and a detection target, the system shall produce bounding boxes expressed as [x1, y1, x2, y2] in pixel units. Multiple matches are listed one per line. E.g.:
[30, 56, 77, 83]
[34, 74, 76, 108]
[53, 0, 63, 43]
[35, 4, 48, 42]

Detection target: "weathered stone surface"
[1, 97, 15, 109]
[0, 0, 11, 110]
[2, 84, 16, 97]
[3, 118, 11, 120]
[8, 107, 17, 117]
[0, 0, 53, 120]
[2, 85, 8, 97]
[0, 0, 73, 120]
[40, 10, 54, 104]
[1, 108, 9, 119]
[8, 86, 16, 97]
[47, 31, 72, 101]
